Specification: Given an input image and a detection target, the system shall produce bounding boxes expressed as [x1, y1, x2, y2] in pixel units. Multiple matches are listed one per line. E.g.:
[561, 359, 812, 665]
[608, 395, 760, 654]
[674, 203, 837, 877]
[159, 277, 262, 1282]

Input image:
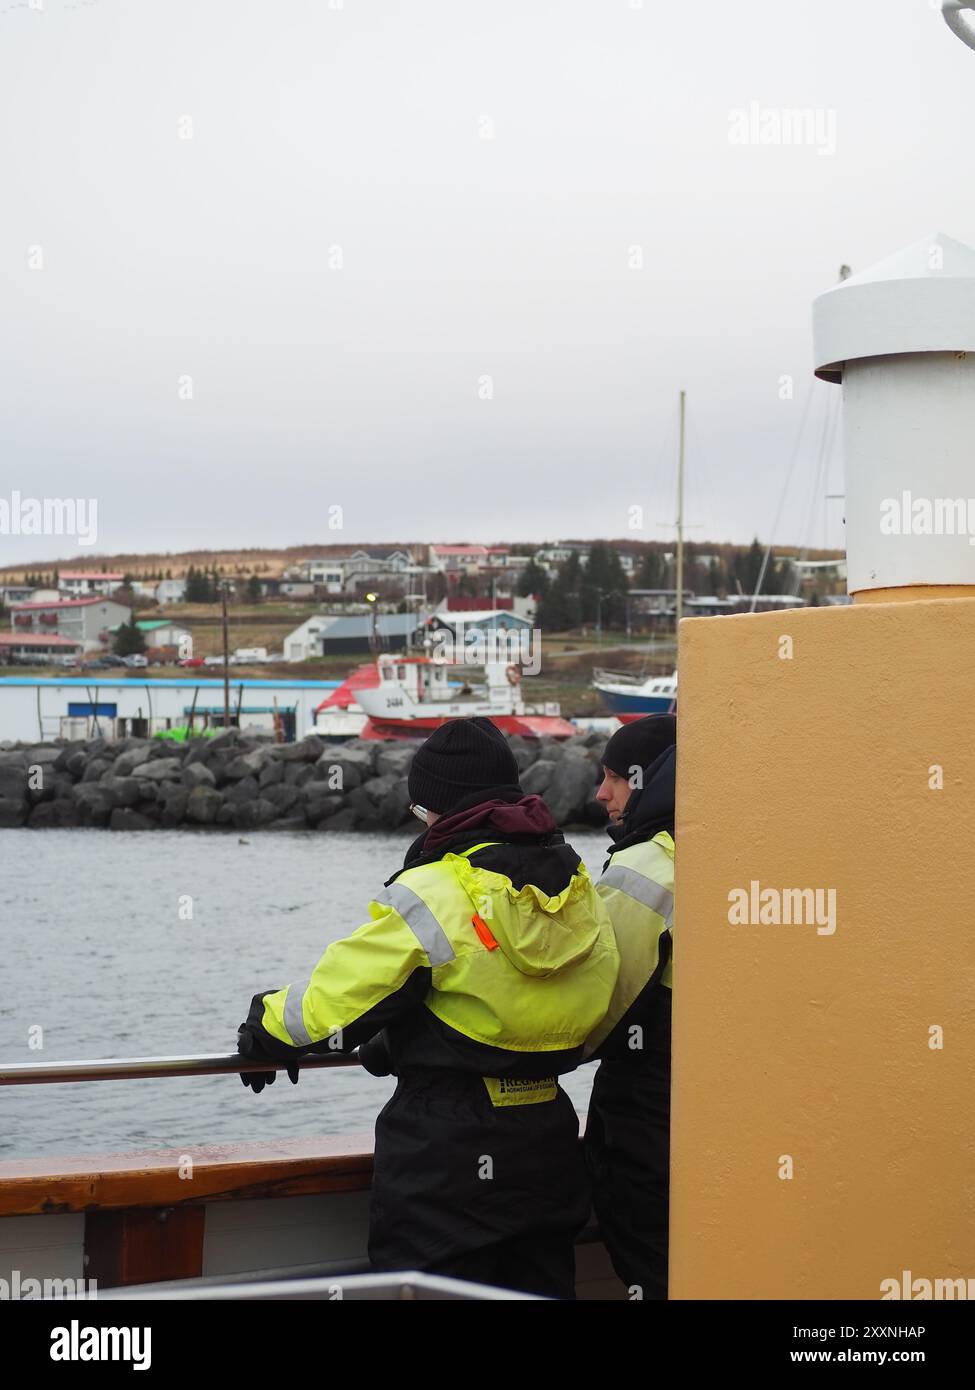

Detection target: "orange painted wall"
[670, 598, 975, 1299]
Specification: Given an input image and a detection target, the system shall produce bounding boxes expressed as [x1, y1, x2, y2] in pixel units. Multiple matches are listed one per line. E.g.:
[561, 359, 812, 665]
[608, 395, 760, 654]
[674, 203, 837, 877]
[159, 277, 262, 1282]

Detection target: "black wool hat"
[408, 717, 520, 814]
[601, 714, 677, 781]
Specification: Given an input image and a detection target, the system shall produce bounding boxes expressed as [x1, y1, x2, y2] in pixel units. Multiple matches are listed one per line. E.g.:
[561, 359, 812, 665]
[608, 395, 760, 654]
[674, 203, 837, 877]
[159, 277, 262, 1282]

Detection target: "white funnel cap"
[813, 231, 975, 383]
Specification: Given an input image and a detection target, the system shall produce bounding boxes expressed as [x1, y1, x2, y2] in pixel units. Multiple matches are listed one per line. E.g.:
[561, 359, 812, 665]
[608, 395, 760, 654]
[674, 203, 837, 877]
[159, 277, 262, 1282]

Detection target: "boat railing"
[0, 1052, 359, 1087]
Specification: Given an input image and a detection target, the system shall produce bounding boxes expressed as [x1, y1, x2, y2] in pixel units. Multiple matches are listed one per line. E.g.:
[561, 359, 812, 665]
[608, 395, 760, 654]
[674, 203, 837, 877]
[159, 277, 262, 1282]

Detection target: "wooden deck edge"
[0, 1134, 376, 1217]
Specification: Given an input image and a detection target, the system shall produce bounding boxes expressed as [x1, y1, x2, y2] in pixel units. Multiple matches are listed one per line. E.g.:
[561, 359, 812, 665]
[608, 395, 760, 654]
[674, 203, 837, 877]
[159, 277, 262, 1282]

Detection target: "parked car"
[123, 653, 149, 668]
[178, 657, 205, 668]
[203, 655, 225, 667]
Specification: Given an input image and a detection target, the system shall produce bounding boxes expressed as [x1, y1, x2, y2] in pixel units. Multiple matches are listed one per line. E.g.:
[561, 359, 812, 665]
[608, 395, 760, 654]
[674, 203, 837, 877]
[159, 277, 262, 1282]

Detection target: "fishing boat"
[0, 1052, 624, 1300]
[306, 662, 377, 739]
[354, 654, 577, 740]
[590, 668, 677, 717]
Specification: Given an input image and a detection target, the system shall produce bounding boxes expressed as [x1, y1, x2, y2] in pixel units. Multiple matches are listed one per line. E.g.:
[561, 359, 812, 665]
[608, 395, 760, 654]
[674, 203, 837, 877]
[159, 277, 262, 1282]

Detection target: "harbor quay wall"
[0, 729, 611, 833]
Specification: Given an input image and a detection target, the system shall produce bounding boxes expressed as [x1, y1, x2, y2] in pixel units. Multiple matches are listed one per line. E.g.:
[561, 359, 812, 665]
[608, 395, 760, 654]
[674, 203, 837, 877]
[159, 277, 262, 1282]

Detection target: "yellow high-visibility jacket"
[239, 838, 620, 1078]
[584, 830, 674, 1060]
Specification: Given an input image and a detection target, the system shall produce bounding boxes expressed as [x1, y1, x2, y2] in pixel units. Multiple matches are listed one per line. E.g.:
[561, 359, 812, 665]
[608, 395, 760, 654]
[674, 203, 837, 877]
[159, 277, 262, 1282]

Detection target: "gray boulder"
[379, 780, 412, 828]
[233, 798, 278, 829]
[71, 785, 117, 827]
[376, 743, 418, 779]
[223, 748, 271, 780]
[185, 786, 223, 825]
[0, 765, 27, 802]
[158, 786, 189, 827]
[81, 758, 112, 783]
[182, 738, 212, 767]
[28, 800, 81, 829]
[147, 740, 184, 760]
[263, 784, 301, 816]
[319, 807, 360, 832]
[283, 762, 315, 788]
[507, 735, 539, 773]
[182, 762, 217, 790]
[204, 729, 243, 753]
[545, 753, 599, 825]
[133, 758, 183, 783]
[114, 744, 154, 777]
[304, 791, 345, 827]
[258, 760, 285, 789]
[361, 774, 397, 808]
[98, 775, 147, 808]
[274, 737, 326, 763]
[520, 759, 556, 796]
[313, 751, 366, 793]
[64, 749, 89, 778]
[224, 776, 260, 805]
[0, 798, 27, 828]
[24, 746, 62, 766]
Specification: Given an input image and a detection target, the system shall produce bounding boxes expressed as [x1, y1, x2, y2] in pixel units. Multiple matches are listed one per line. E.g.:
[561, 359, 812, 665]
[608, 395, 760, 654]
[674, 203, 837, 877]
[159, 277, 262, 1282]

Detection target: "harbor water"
[1, 828, 611, 1159]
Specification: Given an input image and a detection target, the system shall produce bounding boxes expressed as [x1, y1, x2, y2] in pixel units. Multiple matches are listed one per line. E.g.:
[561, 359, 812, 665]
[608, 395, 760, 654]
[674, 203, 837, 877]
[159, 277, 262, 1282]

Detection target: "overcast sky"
[1, 0, 972, 566]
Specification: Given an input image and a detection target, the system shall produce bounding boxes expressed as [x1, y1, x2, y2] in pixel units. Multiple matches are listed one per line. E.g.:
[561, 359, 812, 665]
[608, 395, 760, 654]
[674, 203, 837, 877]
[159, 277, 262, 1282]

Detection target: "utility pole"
[676, 389, 686, 634]
[221, 583, 230, 730]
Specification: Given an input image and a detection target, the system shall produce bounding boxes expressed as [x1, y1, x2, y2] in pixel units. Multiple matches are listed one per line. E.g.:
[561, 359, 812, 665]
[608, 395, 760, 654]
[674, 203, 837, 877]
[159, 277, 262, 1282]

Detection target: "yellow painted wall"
[670, 598, 975, 1299]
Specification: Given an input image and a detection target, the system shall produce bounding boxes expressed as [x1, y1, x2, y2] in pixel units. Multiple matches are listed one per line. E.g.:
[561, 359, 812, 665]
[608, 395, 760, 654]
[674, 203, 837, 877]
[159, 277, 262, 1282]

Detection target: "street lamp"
[365, 592, 379, 654]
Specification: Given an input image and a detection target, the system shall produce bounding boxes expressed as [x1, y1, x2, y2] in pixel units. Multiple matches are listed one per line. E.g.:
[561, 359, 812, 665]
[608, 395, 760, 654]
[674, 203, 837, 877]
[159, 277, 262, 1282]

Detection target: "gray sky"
[1, 0, 972, 566]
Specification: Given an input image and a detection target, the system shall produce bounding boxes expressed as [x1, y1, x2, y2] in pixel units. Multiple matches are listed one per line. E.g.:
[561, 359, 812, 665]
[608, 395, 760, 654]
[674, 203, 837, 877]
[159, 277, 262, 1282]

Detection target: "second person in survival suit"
[237, 716, 619, 1299]
[584, 713, 677, 1299]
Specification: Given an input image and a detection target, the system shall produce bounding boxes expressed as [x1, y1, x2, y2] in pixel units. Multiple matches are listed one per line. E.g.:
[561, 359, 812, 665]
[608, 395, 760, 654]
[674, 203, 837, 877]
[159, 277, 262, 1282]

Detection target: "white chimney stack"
[813, 231, 975, 596]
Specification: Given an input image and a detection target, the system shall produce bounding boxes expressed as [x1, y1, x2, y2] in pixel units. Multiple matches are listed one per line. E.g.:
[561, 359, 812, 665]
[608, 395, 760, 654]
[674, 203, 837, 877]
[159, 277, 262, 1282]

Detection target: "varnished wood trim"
[0, 1134, 375, 1218]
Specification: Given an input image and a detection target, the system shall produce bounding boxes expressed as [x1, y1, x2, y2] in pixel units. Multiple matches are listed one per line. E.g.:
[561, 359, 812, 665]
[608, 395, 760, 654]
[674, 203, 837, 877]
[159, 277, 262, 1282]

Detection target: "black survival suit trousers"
[368, 1067, 590, 1300]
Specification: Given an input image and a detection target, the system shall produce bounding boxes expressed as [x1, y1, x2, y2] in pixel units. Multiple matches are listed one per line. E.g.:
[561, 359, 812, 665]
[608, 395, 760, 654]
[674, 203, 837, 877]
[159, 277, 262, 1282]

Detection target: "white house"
[156, 578, 187, 604]
[135, 620, 192, 650]
[58, 571, 125, 597]
[284, 615, 338, 662]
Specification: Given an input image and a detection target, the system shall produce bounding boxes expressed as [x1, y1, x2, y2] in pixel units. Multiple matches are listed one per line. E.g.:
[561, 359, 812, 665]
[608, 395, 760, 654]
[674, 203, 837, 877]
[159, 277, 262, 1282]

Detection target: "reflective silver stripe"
[601, 864, 674, 927]
[283, 979, 313, 1047]
[376, 882, 455, 966]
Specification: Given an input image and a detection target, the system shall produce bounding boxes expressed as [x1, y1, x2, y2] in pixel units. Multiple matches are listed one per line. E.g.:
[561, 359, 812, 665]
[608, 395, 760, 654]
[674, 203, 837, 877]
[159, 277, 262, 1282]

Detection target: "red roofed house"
[0, 632, 84, 666]
[9, 597, 132, 653]
[429, 545, 489, 573]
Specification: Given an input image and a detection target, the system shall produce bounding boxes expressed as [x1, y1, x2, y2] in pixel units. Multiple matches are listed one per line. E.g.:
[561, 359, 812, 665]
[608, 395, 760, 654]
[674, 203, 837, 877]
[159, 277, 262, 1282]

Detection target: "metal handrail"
[944, 0, 975, 51]
[0, 1051, 360, 1086]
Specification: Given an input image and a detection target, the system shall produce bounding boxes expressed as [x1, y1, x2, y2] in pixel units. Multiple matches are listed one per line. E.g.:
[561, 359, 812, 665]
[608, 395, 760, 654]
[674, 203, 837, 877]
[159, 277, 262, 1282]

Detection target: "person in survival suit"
[237, 716, 619, 1299]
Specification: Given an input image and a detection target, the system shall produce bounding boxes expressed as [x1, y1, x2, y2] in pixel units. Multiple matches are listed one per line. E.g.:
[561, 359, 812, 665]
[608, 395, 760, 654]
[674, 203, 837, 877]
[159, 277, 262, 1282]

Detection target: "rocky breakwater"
[0, 729, 610, 833]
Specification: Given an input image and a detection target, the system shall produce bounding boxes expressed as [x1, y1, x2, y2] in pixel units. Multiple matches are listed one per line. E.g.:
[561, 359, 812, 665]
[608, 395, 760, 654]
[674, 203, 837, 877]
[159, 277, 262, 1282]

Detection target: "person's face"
[595, 766, 633, 824]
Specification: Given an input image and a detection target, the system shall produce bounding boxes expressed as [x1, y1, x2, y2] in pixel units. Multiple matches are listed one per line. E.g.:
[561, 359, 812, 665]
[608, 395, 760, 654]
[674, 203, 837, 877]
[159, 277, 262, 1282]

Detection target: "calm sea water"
[1, 828, 611, 1159]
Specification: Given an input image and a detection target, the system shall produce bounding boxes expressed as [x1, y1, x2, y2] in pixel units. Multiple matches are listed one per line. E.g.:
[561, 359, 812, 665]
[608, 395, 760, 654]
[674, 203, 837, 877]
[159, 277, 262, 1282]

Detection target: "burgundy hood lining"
[421, 794, 558, 852]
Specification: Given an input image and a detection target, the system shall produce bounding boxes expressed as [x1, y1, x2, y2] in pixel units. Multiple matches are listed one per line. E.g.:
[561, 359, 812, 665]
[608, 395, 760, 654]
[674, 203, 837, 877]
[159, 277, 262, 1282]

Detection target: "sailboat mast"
[676, 389, 686, 633]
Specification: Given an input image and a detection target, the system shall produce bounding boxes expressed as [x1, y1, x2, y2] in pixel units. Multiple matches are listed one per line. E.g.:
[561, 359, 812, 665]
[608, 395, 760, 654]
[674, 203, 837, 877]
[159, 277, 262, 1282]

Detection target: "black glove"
[239, 1061, 300, 1093]
[357, 1029, 395, 1077]
[237, 1013, 300, 1092]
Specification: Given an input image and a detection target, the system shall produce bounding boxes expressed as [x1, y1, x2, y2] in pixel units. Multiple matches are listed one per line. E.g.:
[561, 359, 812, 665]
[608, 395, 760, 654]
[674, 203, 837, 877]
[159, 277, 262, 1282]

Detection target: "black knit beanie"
[408, 717, 520, 813]
[601, 714, 677, 780]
